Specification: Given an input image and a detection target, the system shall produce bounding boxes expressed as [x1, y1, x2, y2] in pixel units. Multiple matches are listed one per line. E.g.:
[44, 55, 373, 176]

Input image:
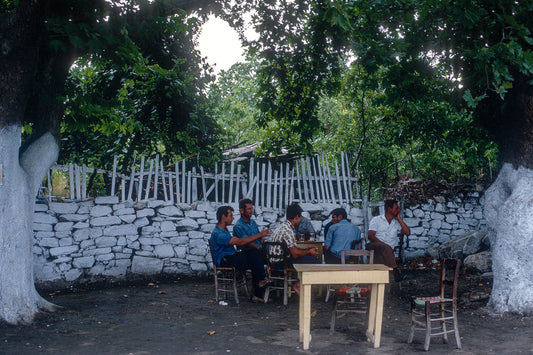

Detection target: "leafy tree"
[230, 0, 530, 313]
[0, 0, 218, 324]
[60, 6, 221, 172]
[207, 61, 264, 148]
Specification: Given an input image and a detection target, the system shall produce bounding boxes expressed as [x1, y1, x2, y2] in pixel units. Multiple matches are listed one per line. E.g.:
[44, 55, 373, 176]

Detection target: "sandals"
[251, 296, 273, 304]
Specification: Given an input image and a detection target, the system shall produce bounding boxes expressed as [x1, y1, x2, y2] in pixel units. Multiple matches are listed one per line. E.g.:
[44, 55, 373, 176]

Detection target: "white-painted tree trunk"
[0, 125, 59, 324]
[484, 163, 533, 313]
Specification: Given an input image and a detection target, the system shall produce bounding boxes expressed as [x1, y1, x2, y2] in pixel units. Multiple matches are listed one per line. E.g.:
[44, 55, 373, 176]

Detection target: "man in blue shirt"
[210, 205, 269, 303]
[233, 198, 271, 250]
[324, 208, 362, 264]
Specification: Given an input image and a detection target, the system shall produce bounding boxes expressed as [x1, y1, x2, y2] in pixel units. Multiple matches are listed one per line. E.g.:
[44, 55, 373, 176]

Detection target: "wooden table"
[293, 264, 391, 350]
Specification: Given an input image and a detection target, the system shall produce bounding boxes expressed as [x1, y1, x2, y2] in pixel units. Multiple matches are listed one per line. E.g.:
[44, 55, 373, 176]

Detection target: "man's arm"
[234, 224, 271, 248]
[396, 215, 411, 235]
[368, 230, 383, 243]
[288, 245, 319, 259]
[228, 231, 267, 246]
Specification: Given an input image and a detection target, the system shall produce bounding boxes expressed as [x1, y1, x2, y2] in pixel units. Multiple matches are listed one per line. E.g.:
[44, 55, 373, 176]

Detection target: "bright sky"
[197, 16, 245, 75]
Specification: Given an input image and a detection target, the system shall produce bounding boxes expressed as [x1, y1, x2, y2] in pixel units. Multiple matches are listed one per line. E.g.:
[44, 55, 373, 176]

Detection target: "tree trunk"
[0, 125, 59, 324]
[484, 163, 533, 313]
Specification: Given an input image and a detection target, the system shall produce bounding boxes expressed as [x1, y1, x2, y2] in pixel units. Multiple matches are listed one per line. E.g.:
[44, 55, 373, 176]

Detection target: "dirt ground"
[1, 268, 533, 355]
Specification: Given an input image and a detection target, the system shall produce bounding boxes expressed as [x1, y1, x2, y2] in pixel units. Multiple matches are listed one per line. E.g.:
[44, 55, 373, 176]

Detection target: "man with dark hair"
[233, 198, 271, 250]
[270, 203, 319, 294]
[366, 199, 410, 281]
[210, 206, 269, 303]
[324, 208, 362, 264]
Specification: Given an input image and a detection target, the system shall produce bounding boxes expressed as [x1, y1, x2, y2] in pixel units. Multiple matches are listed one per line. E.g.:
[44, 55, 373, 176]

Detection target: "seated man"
[270, 203, 319, 294]
[233, 198, 271, 251]
[324, 208, 362, 264]
[210, 205, 269, 303]
[366, 199, 410, 281]
[295, 215, 315, 240]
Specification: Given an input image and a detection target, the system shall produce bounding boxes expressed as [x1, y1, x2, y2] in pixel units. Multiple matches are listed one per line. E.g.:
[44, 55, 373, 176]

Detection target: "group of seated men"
[209, 198, 410, 303]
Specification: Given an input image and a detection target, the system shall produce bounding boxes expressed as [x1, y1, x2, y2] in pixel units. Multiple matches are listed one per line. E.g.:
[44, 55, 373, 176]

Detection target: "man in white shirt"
[366, 199, 410, 281]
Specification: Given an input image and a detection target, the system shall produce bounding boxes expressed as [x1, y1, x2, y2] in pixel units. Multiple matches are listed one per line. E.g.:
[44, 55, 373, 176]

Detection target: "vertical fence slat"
[168, 171, 174, 204]
[153, 155, 159, 199]
[312, 157, 322, 202]
[111, 156, 117, 196]
[289, 167, 295, 204]
[249, 158, 255, 204]
[47, 169, 52, 202]
[81, 164, 87, 200]
[334, 160, 343, 204]
[144, 159, 154, 201]
[318, 154, 327, 202]
[181, 160, 186, 203]
[261, 163, 266, 208]
[175, 162, 181, 204]
[221, 162, 225, 204]
[127, 153, 137, 201]
[228, 162, 234, 204]
[215, 164, 219, 204]
[187, 170, 192, 203]
[266, 161, 272, 208]
[325, 155, 335, 204]
[277, 164, 283, 211]
[273, 169, 278, 211]
[192, 166, 197, 203]
[340, 151, 350, 204]
[201, 166, 207, 201]
[295, 161, 302, 202]
[160, 161, 168, 201]
[138, 156, 145, 201]
[121, 178, 125, 202]
[306, 156, 315, 201]
[300, 158, 309, 202]
[255, 162, 260, 207]
[69, 163, 74, 199]
[75, 165, 81, 200]
[284, 162, 290, 208]
[235, 164, 241, 203]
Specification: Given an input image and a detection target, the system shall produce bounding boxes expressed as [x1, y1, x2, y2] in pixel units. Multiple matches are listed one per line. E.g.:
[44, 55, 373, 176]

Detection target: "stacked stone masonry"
[33, 193, 485, 287]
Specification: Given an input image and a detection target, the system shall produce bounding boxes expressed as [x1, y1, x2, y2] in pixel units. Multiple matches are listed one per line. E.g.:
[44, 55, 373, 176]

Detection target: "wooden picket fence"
[40, 152, 359, 211]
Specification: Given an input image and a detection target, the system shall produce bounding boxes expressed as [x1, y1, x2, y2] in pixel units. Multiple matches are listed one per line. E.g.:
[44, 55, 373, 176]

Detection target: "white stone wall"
[32, 194, 485, 287]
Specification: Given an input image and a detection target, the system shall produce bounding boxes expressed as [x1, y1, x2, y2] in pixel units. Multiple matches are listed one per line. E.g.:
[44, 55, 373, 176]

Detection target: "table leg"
[301, 283, 312, 350]
[372, 283, 386, 348]
[367, 283, 378, 343]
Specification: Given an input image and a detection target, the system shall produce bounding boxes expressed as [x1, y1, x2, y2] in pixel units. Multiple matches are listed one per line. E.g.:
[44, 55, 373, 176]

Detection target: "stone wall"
[32, 193, 485, 287]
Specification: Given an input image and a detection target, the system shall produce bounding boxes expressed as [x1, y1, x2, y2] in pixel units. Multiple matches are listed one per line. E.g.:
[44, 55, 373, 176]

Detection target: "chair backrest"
[439, 258, 461, 300]
[264, 241, 291, 268]
[340, 249, 374, 264]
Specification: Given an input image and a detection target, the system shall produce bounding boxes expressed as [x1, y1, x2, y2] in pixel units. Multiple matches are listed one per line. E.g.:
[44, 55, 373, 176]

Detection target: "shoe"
[251, 296, 273, 304]
[251, 296, 264, 303]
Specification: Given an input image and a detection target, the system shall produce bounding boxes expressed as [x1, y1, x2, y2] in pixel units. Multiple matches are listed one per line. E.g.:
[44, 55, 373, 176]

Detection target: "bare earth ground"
[1, 269, 533, 355]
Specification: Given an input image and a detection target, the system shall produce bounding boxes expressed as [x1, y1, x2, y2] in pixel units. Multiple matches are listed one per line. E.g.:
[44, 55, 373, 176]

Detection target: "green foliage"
[59, 6, 222, 170]
[207, 61, 265, 148]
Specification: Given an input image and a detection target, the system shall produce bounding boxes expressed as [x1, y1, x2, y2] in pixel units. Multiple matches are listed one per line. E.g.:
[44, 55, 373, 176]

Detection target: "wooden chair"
[408, 258, 462, 351]
[263, 241, 298, 305]
[330, 249, 374, 334]
[208, 240, 249, 305]
[324, 239, 365, 302]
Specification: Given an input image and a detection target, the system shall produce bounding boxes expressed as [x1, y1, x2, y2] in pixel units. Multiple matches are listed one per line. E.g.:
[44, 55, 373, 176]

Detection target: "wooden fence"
[40, 152, 360, 211]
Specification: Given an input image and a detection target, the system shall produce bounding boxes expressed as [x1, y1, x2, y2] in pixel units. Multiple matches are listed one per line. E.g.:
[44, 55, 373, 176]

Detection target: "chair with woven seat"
[330, 249, 374, 334]
[208, 240, 249, 305]
[408, 258, 462, 351]
[324, 239, 366, 303]
[263, 241, 298, 305]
